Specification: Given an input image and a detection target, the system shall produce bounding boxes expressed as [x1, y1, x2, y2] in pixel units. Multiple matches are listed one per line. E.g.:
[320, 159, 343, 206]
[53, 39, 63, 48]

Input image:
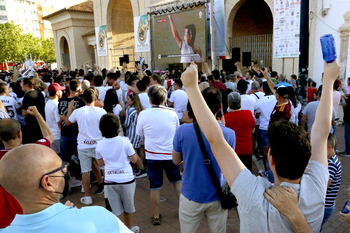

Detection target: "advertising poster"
[153, 6, 207, 66]
[95, 25, 108, 57]
[273, 0, 301, 58]
[134, 15, 151, 52]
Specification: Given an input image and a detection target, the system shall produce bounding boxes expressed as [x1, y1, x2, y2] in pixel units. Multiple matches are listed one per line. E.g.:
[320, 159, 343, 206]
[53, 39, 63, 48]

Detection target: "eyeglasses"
[39, 161, 69, 189]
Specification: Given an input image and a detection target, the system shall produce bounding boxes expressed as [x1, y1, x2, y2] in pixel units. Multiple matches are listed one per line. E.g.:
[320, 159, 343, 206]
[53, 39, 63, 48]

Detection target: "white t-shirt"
[113, 104, 123, 118]
[246, 80, 253, 94]
[333, 91, 341, 119]
[169, 89, 188, 119]
[180, 39, 201, 63]
[240, 94, 256, 117]
[120, 81, 129, 102]
[139, 92, 152, 110]
[96, 136, 135, 183]
[68, 106, 107, 150]
[95, 86, 112, 102]
[250, 91, 265, 125]
[0, 95, 20, 120]
[255, 95, 277, 130]
[45, 99, 61, 140]
[136, 107, 179, 160]
[116, 88, 123, 103]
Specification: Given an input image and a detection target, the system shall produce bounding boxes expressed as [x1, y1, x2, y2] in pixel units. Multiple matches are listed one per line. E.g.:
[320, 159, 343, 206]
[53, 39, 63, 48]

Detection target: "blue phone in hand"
[341, 199, 350, 214]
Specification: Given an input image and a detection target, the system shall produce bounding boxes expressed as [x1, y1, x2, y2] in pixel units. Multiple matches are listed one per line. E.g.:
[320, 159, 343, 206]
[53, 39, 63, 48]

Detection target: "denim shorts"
[146, 159, 182, 191]
[259, 129, 269, 148]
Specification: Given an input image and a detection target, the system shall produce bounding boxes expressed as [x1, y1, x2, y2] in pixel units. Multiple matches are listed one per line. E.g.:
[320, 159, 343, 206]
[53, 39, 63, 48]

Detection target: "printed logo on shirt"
[83, 140, 97, 145]
[107, 170, 125, 175]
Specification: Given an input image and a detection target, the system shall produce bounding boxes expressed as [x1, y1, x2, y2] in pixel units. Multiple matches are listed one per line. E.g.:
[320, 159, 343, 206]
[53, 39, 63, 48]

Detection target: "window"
[17, 8, 25, 13]
[34, 20, 37, 23]
[39, 20, 43, 24]
[21, 17, 26, 23]
[27, 10, 32, 15]
[0, 5, 5, 10]
[0, 15, 7, 20]
[28, 19, 33, 23]
[38, 11, 42, 16]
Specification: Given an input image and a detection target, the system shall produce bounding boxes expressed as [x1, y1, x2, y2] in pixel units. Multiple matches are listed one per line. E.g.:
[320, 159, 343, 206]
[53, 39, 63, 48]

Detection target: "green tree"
[0, 21, 56, 64]
[39, 37, 56, 63]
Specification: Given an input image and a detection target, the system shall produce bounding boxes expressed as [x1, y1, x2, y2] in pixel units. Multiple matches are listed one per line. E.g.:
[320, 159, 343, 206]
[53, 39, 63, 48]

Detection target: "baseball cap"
[274, 85, 289, 97]
[227, 92, 241, 109]
[48, 83, 66, 93]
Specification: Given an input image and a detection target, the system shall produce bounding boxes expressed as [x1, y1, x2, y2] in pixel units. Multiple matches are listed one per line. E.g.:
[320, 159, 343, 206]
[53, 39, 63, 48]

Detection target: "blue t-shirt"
[1, 203, 132, 233]
[173, 122, 236, 203]
[276, 81, 292, 87]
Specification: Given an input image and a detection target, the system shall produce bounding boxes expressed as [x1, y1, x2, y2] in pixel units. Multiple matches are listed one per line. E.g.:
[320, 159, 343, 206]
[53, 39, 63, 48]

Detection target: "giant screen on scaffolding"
[153, 6, 207, 67]
[273, 0, 301, 58]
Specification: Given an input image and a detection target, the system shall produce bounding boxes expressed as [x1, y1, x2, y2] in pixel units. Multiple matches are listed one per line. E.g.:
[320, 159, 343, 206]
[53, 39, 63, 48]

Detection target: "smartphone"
[341, 199, 350, 214]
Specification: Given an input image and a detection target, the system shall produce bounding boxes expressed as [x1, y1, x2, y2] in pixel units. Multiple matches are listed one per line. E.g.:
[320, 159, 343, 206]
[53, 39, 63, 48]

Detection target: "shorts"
[77, 148, 96, 173]
[105, 180, 136, 216]
[51, 139, 61, 154]
[259, 129, 269, 148]
[146, 159, 182, 191]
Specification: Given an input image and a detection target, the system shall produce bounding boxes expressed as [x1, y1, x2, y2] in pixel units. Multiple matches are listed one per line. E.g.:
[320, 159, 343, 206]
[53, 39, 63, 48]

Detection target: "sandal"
[151, 214, 162, 225]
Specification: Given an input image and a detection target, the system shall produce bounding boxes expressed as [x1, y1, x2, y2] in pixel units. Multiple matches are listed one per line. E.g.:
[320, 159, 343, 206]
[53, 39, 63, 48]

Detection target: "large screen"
[152, 6, 207, 69]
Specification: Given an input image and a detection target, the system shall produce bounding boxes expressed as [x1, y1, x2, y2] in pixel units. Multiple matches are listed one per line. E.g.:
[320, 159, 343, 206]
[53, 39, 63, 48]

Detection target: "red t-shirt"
[210, 81, 227, 91]
[0, 138, 51, 228]
[223, 110, 256, 155]
[270, 101, 292, 123]
[308, 88, 317, 103]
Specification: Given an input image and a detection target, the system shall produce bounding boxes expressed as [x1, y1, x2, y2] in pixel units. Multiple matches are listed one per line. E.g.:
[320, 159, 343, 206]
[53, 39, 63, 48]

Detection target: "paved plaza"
[65, 124, 350, 233]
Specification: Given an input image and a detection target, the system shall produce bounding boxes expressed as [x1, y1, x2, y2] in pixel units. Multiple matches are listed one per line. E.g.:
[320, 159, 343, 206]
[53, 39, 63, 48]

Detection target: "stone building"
[44, 0, 350, 87]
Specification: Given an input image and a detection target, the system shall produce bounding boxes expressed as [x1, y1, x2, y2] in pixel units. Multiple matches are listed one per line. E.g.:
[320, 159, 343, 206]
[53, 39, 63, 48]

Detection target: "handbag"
[193, 122, 237, 210]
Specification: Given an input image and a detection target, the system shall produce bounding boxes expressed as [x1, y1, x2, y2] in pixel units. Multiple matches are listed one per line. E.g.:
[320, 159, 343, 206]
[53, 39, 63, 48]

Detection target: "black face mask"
[55, 173, 71, 200]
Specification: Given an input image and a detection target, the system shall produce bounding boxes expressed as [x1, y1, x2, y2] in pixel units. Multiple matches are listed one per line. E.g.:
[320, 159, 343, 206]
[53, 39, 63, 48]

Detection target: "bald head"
[0, 144, 62, 201]
[0, 118, 21, 141]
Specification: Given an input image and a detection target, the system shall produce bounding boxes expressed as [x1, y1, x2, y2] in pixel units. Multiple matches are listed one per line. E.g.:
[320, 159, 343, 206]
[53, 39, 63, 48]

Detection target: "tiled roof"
[43, 0, 93, 20]
[66, 0, 93, 13]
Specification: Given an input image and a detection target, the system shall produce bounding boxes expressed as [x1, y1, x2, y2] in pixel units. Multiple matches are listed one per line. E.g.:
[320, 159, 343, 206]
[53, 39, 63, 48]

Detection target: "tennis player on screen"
[168, 15, 202, 63]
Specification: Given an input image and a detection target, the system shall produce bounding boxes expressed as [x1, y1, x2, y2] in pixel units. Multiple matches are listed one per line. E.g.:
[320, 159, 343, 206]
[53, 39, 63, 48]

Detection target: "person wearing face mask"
[0, 106, 54, 229]
[0, 144, 132, 233]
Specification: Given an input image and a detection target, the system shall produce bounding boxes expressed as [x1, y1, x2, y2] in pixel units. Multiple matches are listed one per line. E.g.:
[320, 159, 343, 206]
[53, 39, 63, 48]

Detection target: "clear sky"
[47, 0, 86, 10]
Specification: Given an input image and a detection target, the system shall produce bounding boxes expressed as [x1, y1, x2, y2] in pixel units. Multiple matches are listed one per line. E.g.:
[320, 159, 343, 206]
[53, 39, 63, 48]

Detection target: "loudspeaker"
[242, 52, 251, 67]
[222, 59, 236, 74]
[232, 47, 240, 62]
[123, 55, 129, 64]
[119, 57, 125, 66]
[169, 64, 174, 71]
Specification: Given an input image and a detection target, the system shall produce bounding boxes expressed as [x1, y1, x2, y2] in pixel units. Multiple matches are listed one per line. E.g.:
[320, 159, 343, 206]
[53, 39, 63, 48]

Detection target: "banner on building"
[206, 0, 226, 59]
[134, 15, 150, 52]
[273, 0, 301, 58]
[96, 25, 108, 57]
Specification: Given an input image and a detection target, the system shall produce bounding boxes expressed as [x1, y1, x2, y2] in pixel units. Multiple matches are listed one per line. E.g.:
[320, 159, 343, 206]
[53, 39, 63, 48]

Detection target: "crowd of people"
[0, 59, 349, 233]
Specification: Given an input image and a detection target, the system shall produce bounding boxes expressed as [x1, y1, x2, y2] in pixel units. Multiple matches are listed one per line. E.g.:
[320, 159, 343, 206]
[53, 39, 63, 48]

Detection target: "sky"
[46, 0, 85, 10]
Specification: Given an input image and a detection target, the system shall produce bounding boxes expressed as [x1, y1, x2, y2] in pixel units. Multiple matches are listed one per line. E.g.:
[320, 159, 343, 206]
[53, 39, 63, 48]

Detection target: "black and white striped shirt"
[325, 154, 342, 208]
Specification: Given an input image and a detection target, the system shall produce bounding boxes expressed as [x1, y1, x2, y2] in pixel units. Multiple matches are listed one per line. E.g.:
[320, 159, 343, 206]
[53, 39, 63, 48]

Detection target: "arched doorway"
[230, 0, 273, 67]
[60, 37, 71, 69]
[107, 0, 136, 68]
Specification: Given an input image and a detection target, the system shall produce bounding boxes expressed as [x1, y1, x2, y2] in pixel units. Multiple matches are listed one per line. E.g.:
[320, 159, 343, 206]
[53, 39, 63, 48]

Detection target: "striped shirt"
[125, 106, 143, 148]
[325, 154, 342, 208]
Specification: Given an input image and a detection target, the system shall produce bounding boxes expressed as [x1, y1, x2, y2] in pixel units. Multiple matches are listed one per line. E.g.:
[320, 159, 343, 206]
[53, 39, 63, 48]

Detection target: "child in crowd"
[96, 113, 139, 233]
[320, 134, 342, 231]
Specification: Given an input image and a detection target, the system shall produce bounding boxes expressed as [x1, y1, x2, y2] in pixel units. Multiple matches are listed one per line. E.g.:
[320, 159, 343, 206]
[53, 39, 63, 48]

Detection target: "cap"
[88, 69, 93, 72]
[48, 83, 66, 93]
[227, 92, 241, 109]
[274, 85, 289, 97]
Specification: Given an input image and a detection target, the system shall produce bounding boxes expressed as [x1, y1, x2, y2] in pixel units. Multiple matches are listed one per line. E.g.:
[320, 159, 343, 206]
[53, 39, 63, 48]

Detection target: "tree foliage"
[0, 21, 56, 63]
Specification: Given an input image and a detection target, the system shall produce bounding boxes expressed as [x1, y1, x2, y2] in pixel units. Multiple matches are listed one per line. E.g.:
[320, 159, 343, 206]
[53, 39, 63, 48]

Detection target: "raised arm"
[168, 15, 182, 48]
[181, 63, 245, 186]
[310, 61, 340, 166]
[27, 106, 54, 143]
[262, 68, 276, 94]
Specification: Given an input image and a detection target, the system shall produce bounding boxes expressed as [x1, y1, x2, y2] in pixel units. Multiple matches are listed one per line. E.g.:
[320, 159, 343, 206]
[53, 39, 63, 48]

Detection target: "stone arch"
[59, 35, 72, 69]
[106, 0, 136, 49]
[225, 0, 273, 54]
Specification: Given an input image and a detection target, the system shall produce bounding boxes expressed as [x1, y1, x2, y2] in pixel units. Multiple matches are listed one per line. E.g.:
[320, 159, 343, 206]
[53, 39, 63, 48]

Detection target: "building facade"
[44, 0, 350, 88]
